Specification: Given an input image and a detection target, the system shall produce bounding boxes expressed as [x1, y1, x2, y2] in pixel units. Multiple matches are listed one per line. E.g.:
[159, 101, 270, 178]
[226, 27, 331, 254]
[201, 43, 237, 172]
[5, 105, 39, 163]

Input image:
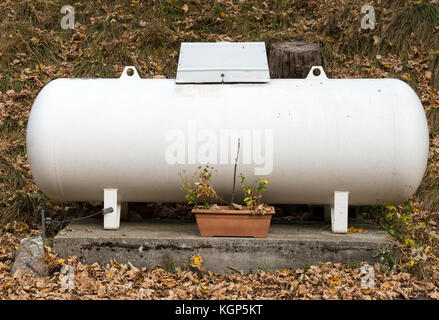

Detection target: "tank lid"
[176, 42, 270, 84]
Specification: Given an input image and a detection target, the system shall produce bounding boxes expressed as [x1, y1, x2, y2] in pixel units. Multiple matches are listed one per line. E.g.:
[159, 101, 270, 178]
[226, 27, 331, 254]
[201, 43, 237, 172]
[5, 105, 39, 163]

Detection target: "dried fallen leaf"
[380, 281, 392, 291]
[164, 280, 176, 288]
[298, 285, 308, 295]
[329, 276, 340, 285]
[373, 35, 380, 45]
[200, 285, 211, 294]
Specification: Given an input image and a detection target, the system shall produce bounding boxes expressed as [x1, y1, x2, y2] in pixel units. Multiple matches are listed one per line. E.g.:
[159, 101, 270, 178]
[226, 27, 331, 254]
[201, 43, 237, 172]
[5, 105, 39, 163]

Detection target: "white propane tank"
[26, 43, 429, 233]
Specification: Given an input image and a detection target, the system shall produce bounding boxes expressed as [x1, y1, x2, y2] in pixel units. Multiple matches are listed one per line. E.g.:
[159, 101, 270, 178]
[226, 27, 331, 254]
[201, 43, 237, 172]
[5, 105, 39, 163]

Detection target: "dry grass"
[383, 2, 438, 58]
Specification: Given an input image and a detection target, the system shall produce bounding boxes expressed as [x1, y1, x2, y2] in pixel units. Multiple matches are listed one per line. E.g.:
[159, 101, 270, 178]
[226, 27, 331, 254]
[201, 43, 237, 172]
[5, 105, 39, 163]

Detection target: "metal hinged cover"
[176, 42, 270, 83]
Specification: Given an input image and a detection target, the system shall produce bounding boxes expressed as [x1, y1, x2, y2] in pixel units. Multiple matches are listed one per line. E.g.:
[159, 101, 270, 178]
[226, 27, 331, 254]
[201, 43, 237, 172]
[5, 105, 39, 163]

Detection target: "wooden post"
[268, 41, 322, 79]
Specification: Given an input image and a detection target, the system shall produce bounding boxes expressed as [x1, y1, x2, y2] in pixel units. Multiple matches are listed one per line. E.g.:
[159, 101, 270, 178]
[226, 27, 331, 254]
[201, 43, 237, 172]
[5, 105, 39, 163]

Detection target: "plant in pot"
[179, 146, 275, 238]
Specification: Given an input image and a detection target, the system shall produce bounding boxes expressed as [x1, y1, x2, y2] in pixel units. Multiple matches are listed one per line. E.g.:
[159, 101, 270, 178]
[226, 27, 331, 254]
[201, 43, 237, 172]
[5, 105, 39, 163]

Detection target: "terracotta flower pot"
[193, 206, 275, 238]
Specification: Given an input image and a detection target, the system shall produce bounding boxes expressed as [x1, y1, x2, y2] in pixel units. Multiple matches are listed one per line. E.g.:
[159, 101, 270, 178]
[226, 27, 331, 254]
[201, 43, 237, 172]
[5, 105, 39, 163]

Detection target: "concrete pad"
[53, 218, 394, 273]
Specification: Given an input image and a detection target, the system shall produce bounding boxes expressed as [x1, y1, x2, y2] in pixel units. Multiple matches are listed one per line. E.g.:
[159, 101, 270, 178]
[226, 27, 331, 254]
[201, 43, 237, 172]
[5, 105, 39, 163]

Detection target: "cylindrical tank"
[26, 73, 429, 206]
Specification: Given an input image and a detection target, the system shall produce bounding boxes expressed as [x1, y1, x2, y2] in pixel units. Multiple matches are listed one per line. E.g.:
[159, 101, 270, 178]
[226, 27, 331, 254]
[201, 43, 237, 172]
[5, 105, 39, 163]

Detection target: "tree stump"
[268, 42, 322, 79]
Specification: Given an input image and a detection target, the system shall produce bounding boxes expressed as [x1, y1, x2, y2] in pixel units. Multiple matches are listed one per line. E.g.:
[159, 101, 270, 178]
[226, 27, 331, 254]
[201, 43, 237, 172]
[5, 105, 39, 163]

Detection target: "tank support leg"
[331, 191, 349, 234]
[104, 188, 121, 230]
